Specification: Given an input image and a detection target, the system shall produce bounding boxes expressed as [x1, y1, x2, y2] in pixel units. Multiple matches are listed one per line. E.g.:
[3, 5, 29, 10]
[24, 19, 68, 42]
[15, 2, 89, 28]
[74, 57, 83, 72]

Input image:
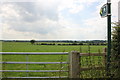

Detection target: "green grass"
[2, 42, 106, 78]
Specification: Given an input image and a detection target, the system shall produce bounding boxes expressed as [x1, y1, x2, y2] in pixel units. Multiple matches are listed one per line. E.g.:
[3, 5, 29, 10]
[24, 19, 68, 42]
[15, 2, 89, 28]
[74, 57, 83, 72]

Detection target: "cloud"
[68, 4, 83, 14]
[111, 0, 120, 22]
[1, 0, 119, 40]
[58, 0, 84, 14]
[14, 2, 59, 21]
[1, 2, 60, 33]
[83, 17, 107, 39]
[0, 1, 65, 39]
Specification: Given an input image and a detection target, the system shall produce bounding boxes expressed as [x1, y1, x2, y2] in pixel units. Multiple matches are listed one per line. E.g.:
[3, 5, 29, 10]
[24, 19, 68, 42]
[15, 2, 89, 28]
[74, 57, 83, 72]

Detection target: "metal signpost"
[107, 0, 111, 69]
[100, 0, 111, 76]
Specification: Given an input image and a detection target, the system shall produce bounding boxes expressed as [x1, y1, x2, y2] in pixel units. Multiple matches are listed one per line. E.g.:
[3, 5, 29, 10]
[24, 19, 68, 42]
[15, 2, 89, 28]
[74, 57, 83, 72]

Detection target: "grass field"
[1, 42, 106, 78]
[2, 42, 106, 52]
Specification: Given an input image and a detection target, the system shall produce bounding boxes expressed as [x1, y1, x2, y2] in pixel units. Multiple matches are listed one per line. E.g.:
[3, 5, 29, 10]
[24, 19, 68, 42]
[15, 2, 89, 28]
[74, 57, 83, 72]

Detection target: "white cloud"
[0, 0, 119, 40]
[0, 22, 2, 39]
[0, 3, 21, 22]
[111, 0, 120, 22]
[69, 4, 83, 14]
[84, 17, 107, 40]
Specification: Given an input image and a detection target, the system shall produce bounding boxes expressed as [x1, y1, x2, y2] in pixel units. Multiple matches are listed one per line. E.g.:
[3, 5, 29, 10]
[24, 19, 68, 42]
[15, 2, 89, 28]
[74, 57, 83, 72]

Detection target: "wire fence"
[79, 52, 106, 78]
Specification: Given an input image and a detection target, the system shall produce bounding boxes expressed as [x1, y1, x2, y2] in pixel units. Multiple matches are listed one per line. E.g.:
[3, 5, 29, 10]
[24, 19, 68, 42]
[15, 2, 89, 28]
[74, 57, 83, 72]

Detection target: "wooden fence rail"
[69, 48, 107, 78]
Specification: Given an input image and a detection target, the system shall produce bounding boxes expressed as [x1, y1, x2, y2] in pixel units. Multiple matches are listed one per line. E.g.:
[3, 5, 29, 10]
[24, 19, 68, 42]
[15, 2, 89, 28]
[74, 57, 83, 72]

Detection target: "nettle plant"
[111, 22, 120, 78]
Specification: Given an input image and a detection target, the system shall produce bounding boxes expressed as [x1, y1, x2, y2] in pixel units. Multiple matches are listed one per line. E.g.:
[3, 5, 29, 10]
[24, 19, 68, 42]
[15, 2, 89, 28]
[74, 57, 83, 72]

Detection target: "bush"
[111, 22, 120, 78]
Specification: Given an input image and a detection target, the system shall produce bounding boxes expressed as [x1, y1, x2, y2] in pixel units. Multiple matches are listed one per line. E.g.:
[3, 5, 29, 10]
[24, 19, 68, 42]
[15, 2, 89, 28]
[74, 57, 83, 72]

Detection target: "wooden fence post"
[69, 51, 80, 78]
[103, 48, 107, 66]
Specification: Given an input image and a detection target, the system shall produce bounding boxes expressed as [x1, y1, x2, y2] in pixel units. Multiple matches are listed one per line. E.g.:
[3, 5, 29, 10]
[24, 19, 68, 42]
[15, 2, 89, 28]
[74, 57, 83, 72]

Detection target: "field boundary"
[2, 48, 107, 78]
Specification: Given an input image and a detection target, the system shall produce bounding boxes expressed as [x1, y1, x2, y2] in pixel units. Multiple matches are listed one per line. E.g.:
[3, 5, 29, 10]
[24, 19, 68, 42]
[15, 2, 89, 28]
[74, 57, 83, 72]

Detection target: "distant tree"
[30, 40, 35, 45]
[79, 43, 83, 45]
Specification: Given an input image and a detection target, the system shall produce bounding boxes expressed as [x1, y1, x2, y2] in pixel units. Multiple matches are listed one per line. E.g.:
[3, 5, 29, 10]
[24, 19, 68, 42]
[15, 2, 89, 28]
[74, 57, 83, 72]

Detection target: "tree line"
[30, 39, 106, 45]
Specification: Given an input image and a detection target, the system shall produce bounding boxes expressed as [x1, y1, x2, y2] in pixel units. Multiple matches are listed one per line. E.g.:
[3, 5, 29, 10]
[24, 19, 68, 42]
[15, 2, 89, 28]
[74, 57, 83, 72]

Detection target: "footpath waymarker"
[100, 4, 107, 18]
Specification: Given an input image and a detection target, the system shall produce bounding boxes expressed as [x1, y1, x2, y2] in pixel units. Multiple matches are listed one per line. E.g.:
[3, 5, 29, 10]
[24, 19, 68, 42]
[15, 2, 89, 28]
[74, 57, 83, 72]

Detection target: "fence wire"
[79, 46, 106, 78]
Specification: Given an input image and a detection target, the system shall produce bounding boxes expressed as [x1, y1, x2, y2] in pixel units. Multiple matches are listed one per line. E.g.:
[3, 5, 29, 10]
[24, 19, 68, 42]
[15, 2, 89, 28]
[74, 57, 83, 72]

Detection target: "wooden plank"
[69, 51, 80, 78]
[80, 67, 105, 71]
[80, 53, 104, 56]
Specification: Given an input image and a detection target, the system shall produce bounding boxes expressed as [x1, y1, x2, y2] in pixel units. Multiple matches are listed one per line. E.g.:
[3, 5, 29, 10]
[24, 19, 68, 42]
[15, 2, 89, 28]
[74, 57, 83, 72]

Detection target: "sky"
[0, 0, 120, 40]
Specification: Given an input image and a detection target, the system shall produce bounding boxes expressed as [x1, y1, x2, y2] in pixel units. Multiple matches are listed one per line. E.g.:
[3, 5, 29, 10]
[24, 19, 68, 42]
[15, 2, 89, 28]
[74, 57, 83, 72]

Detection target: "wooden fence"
[69, 48, 107, 78]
